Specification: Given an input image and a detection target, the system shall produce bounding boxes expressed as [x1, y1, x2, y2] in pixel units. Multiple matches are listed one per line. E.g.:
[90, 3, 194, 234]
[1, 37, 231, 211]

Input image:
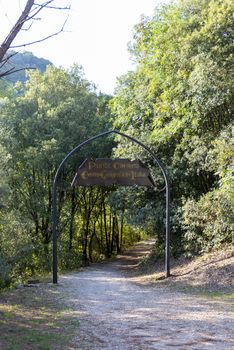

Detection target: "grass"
[197, 291, 234, 300]
[135, 243, 234, 300]
[151, 276, 234, 311]
[1, 329, 70, 350]
[0, 283, 80, 350]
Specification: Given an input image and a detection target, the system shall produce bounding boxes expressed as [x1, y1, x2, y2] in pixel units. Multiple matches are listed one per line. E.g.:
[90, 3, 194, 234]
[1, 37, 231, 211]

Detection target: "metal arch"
[52, 130, 170, 283]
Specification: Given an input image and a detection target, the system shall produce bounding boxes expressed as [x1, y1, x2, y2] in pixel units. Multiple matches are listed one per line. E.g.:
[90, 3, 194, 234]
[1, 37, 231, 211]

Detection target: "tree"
[0, 65, 99, 271]
[0, 0, 70, 78]
[0, 63, 124, 280]
[111, 0, 234, 255]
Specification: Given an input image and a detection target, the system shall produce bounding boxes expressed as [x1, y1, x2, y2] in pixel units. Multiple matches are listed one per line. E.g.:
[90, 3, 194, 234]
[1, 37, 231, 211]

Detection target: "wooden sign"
[71, 159, 155, 187]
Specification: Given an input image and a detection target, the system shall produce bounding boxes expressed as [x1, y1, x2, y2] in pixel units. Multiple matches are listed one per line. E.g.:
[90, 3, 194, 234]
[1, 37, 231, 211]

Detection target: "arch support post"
[52, 180, 58, 284]
[165, 183, 170, 278]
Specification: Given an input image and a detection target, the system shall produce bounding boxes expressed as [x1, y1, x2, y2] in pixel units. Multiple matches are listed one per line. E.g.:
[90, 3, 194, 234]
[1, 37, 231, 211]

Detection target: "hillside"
[2, 50, 52, 84]
[129, 242, 234, 295]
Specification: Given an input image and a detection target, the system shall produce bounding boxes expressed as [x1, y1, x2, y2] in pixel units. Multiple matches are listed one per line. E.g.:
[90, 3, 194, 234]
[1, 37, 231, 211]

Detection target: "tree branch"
[10, 16, 69, 49]
[0, 0, 35, 62]
[34, 2, 71, 10]
[0, 52, 18, 69]
[0, 66, 36, 79]
[0, 0, 70, 79]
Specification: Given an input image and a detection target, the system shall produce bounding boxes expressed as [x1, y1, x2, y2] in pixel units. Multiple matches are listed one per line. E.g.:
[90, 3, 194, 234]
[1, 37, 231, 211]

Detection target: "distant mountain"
[2, 50, 53, 84]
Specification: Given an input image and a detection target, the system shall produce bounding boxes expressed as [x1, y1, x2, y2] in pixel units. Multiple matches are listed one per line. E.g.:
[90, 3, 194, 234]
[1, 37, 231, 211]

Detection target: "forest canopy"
[111, 0, 233, 254]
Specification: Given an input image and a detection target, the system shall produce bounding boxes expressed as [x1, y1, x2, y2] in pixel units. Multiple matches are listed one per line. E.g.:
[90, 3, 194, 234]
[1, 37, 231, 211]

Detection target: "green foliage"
[1, 0, 233, 285]
[209, 123, 234, 190]
[0, 287, 80, 350]
[0, 64, 113, 284]
[0, 209, 37, 286]
[0, 251, 11, 288]
[182, 122, 234, 255]
[0, 63, 144, 286]
[182, 189, 234, 255]
[111, 0, 234, 255]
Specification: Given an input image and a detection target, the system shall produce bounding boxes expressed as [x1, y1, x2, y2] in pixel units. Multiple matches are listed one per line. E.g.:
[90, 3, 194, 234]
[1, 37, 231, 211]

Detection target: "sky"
[0, 0, 166, 94]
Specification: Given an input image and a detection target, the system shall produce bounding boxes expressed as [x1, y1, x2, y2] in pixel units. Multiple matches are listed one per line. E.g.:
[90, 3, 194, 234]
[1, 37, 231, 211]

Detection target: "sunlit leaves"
[110, 0, 234, 254]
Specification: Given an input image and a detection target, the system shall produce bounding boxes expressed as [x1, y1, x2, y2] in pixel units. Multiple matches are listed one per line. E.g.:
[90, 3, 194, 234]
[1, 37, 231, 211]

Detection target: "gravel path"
[59, 241, 234, 350]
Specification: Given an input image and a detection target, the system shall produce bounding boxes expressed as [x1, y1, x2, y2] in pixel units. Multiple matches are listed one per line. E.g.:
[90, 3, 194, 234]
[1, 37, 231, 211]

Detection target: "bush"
[0, 251, 11, 288]
[182, 189, 234, 256]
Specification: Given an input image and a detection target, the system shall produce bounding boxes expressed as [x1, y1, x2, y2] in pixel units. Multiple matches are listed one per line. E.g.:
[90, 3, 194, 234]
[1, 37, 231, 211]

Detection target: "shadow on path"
[59, 239, 234, 350]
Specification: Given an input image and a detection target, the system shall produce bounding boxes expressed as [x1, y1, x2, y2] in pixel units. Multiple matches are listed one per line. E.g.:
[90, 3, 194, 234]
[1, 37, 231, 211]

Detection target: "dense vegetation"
[0, 65, 144, 287]
[0, 0, 233, 288]
[111, 0, 233, 254]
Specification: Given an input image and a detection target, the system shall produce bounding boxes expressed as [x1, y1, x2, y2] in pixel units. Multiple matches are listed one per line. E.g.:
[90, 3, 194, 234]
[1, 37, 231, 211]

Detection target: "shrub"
[0, 251, 11, 288]
[182, 189, 234, 256]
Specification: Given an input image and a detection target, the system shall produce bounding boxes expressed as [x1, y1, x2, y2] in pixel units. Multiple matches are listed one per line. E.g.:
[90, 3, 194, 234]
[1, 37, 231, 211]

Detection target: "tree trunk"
[69, 188, 76, 251]
[0, 0, 34, 62]
[103, 202, 111, 258]
[120, 212, 124, 252]
[115, 216, 121, 254]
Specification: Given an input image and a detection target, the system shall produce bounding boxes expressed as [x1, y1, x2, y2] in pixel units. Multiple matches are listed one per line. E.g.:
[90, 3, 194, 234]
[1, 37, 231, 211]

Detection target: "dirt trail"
[59, 240, 234, 350]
